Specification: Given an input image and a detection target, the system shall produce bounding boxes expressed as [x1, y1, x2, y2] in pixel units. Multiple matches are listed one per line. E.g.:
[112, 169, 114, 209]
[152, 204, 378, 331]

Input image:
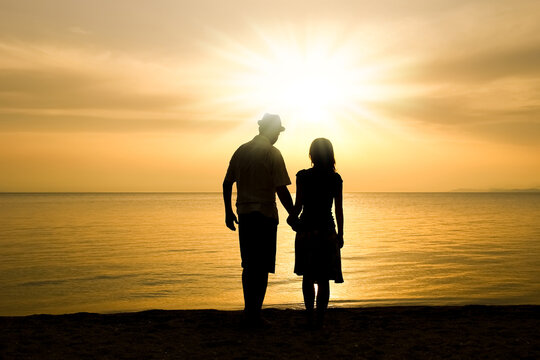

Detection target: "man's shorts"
[238, 212, 278, 273]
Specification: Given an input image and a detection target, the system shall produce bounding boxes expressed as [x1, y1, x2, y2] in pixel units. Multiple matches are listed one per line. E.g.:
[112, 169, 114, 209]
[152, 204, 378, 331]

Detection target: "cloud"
[463, 119, 540, 146]
[365, 34, 540, 145]
[0, 112, 237, 133]
[0, 68, 189, 110]
[413, 43, 540, 84]
[368, 93, 540, 145]
[68, 27, 90, 35]
[0, 41, 242, 132]
[1, 1, 540, 141]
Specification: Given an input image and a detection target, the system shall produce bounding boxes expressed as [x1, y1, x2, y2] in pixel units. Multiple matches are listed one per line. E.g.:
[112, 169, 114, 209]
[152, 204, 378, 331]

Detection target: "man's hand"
[223, 179, 238, 231]
[225, 211, 239, 231]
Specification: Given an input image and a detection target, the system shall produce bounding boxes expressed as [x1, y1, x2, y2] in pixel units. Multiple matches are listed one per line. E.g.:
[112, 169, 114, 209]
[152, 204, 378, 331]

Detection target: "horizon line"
[1, 189, 539, 194]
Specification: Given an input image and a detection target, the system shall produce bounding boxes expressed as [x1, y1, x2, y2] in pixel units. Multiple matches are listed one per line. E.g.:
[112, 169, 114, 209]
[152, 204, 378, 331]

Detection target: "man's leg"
[242, 268, 268, 320]
[238, 212, 275, 324]
[242, 268, 253, 314]
[254, 269, 268, 311]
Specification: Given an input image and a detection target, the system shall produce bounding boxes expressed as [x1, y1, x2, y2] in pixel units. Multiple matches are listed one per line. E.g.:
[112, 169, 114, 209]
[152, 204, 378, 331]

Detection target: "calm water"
[1, 192, 539, 316]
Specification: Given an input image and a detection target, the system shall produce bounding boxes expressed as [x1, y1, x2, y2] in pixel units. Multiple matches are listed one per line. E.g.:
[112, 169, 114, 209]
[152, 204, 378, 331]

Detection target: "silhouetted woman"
[288, 138, 344, 327]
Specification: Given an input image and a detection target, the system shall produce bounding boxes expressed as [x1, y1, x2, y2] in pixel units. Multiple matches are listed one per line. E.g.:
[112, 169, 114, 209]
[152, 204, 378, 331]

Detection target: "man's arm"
[286, 175, 303, 231]
[335, 181, 344, 248]
[223, 180, 238, 231]
[276, 185, 293, 215]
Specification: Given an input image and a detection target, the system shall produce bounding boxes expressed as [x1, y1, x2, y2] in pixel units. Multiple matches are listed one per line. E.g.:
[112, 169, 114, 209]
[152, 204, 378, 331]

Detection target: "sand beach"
[1, 306, 539, 359]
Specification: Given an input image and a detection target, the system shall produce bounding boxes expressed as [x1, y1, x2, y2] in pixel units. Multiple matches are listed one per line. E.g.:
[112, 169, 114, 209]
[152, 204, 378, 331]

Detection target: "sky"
[0, 0, 539, 192]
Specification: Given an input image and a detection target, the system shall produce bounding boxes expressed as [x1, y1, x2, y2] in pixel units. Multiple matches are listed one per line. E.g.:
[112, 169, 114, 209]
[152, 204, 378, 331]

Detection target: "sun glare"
[209, 26, 387, 130]
[254, 52, 357, 124]
[242, 46, 373, 127]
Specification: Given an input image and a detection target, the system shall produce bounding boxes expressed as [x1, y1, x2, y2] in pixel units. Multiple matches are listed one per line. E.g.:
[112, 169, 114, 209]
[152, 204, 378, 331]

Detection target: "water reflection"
[0, 192, 539, 315]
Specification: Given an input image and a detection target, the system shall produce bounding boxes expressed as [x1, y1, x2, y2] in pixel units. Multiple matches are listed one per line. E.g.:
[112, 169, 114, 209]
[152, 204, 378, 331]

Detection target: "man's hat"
[258, 113, 285, 132]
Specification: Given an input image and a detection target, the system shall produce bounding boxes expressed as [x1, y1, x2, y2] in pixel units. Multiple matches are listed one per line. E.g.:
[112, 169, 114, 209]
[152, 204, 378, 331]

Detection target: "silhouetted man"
[223, 113, 294, 326]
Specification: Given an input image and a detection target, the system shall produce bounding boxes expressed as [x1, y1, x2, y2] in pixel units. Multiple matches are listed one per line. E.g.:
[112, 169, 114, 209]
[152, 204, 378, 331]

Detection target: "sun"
[253, 51, 356, 125]
[206, 25, 386, 131]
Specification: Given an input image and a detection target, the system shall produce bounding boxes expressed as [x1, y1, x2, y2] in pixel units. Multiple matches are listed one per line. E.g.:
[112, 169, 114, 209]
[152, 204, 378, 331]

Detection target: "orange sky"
[1, 0, 539, 192]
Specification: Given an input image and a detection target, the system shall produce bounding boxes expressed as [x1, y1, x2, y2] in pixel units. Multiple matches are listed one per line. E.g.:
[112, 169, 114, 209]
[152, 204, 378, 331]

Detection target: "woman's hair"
[309, 138, 336, 172]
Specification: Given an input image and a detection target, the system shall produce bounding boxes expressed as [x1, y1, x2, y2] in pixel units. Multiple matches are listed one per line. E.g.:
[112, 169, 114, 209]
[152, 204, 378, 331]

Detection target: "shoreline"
[2, 305, 539, 359]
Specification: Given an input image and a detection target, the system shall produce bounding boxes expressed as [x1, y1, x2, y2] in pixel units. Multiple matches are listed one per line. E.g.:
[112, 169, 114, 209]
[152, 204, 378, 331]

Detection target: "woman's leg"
[315, 280, 330, 325]
[302, 276, 316, 326]
[302, 276, 315, 312]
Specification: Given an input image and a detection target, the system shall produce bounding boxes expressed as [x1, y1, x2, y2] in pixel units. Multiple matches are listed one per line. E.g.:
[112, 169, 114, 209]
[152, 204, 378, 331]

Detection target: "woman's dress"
[294, 168, 344, 283]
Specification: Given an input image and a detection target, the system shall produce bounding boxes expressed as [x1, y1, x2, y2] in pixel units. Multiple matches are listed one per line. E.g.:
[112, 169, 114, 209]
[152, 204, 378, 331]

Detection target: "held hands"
[225, 210, 238, 231]
[288, 214, 343, 249]
[287, 214, 300, 232]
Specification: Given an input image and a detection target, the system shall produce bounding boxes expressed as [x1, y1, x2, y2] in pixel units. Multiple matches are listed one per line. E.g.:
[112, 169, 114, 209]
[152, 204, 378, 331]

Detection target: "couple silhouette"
[223, 113, 344, 328]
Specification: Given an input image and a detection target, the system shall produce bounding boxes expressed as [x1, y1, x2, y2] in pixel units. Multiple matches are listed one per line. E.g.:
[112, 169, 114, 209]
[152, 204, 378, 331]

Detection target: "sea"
[1, 192, 539, 316]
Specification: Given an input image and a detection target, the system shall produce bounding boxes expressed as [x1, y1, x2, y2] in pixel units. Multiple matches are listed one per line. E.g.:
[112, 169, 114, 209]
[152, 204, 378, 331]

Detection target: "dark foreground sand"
[1, 306, 539, 359]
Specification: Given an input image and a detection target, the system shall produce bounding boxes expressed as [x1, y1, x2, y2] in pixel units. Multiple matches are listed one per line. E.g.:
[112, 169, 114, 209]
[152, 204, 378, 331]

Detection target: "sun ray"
[200, 24, 406, 145]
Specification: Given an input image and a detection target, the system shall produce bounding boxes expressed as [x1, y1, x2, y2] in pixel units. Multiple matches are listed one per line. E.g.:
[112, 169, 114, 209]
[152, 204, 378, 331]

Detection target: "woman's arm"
[292, 179, 303, 218]
[335, 180, 344, 248]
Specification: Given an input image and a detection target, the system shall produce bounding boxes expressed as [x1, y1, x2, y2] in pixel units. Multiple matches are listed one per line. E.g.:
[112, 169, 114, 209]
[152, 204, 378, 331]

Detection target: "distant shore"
[1, 306, 538, 359]
[450, 188, 540, 193]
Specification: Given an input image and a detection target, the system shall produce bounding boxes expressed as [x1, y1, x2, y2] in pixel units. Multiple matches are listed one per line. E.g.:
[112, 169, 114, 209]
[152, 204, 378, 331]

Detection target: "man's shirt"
[224, 135, 291, 220]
